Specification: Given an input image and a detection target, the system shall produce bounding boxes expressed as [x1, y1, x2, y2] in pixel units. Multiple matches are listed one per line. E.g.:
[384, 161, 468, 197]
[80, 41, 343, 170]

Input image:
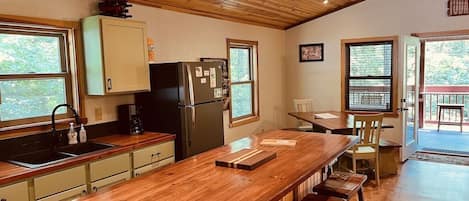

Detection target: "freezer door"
[179, 62, 223, 105]
[180, 101, 224, 159]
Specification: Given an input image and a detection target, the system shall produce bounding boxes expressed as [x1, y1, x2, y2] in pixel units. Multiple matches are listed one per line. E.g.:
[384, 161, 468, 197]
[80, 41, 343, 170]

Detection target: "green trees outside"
[229, 47, 253, 118]
[0, 33, 66, 122]
[425, 40, 469, 85]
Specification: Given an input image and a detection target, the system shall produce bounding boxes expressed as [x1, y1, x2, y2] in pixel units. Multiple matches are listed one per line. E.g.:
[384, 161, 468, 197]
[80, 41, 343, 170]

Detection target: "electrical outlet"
[95, 107, 102, 121]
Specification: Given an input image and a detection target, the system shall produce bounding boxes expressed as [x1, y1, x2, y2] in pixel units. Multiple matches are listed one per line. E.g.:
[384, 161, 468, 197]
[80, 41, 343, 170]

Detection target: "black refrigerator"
[135, 62, 224, 161]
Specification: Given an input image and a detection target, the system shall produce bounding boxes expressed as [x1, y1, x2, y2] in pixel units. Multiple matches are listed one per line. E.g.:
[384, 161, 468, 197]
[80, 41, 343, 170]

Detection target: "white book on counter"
[314, 113, 339, 119]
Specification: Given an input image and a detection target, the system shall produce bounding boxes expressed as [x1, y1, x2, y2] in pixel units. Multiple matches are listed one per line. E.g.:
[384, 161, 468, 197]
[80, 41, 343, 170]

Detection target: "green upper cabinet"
[82, 16, 150, 95]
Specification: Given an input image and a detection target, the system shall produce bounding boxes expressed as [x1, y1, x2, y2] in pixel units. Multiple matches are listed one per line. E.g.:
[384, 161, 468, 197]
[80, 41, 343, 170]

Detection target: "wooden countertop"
[80, 130, 359, 201]
[0, 132, 175, 185]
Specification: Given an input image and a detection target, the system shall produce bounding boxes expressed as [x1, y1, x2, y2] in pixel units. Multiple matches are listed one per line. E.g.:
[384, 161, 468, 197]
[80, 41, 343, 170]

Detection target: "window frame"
[0, 15, 84, 134]
[341, 36, 399, 117]
[227, 38, 260, 127]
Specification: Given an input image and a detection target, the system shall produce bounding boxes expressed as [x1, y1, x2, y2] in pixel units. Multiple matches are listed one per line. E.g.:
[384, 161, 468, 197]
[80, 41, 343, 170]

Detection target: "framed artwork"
[200, 58, 230, 110]
[299, 43, 324, 62]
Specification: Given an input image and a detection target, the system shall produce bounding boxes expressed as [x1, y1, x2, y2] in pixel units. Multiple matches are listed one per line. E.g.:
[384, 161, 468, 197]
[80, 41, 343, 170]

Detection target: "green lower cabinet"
[0, 181, 29, 201]
[89, 153, 131, 192]
[34, 165, 87, 201]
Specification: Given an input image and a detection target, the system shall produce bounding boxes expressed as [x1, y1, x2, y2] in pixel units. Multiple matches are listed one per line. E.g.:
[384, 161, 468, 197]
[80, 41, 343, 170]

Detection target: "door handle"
[186, 65, 195, 105]
[398, 108, 409, 112]
[107, 78, 112, 91]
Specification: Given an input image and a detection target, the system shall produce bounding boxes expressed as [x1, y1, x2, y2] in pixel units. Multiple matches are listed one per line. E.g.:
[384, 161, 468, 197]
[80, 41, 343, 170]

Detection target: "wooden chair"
[293, 98, 313, 131]
[302, 194, 345, 201]
[313, 171, 367, 201]
[343, 113, 384, 186]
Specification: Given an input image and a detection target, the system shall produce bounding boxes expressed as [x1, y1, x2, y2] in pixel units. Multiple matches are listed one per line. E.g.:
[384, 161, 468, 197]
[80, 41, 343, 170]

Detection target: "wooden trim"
[230, 115, 260, 128]
[418, 41, 426, 128]
[0, 14, 85, 137]
[0, 14, 79, 29]
[227, 38, 260, 128]
[411, 29, 469, 38]
[286, 0, 365, 30]
[0, 118, 88, 140]
[340, 36, 399, 117]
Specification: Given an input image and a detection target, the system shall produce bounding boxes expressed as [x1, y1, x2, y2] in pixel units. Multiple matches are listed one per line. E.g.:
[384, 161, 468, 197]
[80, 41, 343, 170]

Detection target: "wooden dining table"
[288, 111, 394, 134]
[288, 111, 400, 177]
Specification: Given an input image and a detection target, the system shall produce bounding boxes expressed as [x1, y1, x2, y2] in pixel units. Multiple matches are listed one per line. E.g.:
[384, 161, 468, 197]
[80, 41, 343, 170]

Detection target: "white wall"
[0, 0, 286, 143]
[285, 0, 469, 143]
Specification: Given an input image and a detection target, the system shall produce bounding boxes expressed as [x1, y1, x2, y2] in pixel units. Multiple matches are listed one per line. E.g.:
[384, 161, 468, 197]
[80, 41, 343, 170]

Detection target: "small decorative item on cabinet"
[200, 58, 230, 110]
[99, 0, 132, 18]
[147, 38, 156, 62]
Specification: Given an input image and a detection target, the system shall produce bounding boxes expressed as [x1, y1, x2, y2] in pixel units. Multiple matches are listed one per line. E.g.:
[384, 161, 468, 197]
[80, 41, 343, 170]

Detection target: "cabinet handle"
[82, 189, 88, 195]
[107, 78, 112, 91]
[151, 152, 161, 158]
[92, 186, 98, 192]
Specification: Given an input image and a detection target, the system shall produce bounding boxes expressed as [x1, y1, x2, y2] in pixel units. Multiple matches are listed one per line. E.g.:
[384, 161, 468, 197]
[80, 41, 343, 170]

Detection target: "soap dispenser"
[68, 122, 78, 145]
[79, 124, 87, 143]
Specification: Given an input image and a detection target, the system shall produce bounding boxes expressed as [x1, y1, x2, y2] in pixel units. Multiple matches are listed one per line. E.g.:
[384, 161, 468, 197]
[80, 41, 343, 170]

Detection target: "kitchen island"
[80, 130, 358, 201]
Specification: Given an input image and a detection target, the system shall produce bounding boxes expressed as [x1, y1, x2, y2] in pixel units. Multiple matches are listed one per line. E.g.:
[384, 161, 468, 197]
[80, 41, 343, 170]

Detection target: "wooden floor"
[350, 160, 469, 201]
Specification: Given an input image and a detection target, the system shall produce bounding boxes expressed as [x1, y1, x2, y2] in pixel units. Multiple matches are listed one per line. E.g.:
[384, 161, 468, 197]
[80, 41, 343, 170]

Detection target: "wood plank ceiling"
[129, 0, 365, 30]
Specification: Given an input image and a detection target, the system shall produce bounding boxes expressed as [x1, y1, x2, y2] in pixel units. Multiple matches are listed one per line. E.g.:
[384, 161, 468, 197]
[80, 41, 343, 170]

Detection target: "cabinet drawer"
[34, 165, 86, 199]
[91, 171, 130, 193]
[36, 185, 86, 201]
[134, 157, 174, 177]
[133, 141, 174, 168]
[90, 153, 130, 182]
[0, 181, 29, 201]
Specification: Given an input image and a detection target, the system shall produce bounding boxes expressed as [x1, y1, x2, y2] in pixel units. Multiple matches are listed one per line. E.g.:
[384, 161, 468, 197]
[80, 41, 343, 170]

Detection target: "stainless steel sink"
[7, 149, 75, 169]
[56, 142, 114, 156]
[7, 142, 115, 169]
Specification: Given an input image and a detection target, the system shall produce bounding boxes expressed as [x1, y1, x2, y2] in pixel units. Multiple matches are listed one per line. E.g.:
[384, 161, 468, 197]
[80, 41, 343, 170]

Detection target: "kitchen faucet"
[51, 104, 81, 145]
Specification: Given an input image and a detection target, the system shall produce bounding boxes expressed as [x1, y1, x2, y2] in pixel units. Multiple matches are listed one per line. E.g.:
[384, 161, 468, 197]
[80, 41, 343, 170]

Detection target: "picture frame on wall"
[299, 43, 324, 62]
[200, 58, 230, 110]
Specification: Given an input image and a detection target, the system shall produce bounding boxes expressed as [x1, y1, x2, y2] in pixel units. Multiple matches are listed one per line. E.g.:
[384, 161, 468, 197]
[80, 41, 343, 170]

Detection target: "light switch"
[95, 107, 102, 121]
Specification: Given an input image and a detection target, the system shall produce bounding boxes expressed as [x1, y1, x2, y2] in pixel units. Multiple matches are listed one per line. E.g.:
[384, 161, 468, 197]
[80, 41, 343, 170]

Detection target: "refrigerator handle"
[187, 106, 196, 147]
[185, 64, 195, 105]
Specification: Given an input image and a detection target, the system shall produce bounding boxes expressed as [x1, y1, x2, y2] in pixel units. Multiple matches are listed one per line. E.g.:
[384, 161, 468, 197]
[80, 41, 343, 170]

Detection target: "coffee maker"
[118, 104, 144, 135]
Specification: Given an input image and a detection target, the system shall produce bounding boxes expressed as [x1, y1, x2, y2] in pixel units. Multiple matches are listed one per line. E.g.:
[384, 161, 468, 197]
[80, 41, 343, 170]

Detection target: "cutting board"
[215, 149, 277, 170]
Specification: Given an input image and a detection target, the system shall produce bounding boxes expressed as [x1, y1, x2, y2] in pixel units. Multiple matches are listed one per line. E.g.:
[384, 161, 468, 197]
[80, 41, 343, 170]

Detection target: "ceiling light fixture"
[323, 0, 329, 4]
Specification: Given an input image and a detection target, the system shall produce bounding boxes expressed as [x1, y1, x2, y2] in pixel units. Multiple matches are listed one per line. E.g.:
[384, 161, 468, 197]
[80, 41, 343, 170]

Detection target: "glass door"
[401, 36, 421, 161]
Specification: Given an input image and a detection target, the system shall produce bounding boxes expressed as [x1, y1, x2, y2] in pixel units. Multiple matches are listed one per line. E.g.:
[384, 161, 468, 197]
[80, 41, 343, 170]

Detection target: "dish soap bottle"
[79, 124, 87, 143]
[68, 122, 78, 145]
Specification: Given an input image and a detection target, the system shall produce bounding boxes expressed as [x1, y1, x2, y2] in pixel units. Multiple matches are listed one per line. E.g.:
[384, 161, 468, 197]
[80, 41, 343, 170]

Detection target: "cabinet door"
[90, 153, 130, 182]
[34, 165, 86, 199]
[133, 141, 174, 168]
[36, 185, 86, 201]
[101, 18, 150, 93]
[133, 157, 174, 177]
[90, 171, 130, 193]
[0, 181, 29, 201]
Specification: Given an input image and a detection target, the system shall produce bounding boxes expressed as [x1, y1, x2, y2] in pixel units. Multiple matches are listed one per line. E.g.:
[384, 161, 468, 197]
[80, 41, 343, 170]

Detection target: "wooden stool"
[313, 171, 367, 201]
[437, 103, 464, 132]
[302, 194, 344, 201]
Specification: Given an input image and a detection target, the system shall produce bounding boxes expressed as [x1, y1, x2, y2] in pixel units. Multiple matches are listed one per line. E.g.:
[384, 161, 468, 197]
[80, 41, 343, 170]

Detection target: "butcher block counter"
[0, 132, 175, 185]
[80, 130, 359, 201]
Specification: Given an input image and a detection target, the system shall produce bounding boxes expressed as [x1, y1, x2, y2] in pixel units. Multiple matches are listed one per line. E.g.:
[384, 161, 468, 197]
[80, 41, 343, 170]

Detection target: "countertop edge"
[0, 132, 175, 186]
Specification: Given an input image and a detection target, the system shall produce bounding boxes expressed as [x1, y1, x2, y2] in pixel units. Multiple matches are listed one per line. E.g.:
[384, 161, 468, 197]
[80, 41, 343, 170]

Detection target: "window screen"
[345, 41, 394, 112]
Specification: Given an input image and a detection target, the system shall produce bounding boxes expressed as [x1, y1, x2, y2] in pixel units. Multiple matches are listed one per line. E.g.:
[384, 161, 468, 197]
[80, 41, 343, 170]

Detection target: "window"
[341, 36, 398, 114]
[227, 39, 259, 127]
[0, 23, 77, 129]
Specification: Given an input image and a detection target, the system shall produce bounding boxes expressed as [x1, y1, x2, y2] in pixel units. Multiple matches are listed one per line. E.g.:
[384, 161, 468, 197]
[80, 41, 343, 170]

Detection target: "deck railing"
[421, 86, 469, 126]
